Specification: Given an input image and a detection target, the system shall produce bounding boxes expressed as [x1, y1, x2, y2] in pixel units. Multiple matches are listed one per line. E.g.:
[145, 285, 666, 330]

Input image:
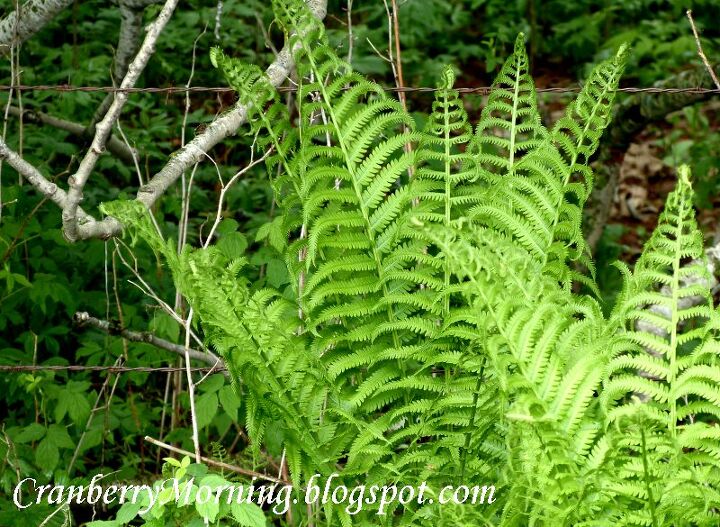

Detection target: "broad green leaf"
[231, 502, 266, 527]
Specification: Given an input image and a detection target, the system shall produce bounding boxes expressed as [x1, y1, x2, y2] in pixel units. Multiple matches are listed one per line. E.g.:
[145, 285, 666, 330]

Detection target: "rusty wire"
[0, 84, 718, 95]
[0, 364, 225, 374]
[0, 79, 717, 377]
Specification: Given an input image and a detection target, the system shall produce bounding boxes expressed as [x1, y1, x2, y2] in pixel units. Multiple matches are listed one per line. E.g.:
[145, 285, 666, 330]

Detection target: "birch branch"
[112, 0, 164, 7]
[73, 311, 226, 374]
[6, 105, 136, 163]
[62, 0, 180, 242]
[73, 0, 329, 241]
[0, 136, 90, 221]
[85, 0, 146, 139]
[0, 0, 73, 52]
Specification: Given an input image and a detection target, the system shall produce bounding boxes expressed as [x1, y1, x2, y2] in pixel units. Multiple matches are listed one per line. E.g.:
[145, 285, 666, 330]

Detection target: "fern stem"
[640, 424, 659, 527]
[459, 360, 485, 482]
[293, 22, 406, 357]
[443, 88, 451, 317]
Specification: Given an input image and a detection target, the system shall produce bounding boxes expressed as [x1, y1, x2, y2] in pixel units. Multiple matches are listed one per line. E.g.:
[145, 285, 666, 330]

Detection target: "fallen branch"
[73, 311, 226, 376]
[144, 436, 291, 485]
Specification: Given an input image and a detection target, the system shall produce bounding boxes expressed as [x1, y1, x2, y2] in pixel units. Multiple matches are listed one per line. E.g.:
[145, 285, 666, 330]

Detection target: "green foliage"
[2, 1, 719, 526]
[86, 456, 268, 527]
[102, 1, 720, 525]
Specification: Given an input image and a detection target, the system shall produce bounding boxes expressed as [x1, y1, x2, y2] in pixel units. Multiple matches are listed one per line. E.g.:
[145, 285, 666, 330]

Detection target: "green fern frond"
[474, 33, 547, 176]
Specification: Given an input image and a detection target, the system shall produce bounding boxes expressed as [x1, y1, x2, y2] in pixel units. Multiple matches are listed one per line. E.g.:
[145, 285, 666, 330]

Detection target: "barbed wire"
[0, 84, 718, 95]
[0, 364, 226, 374]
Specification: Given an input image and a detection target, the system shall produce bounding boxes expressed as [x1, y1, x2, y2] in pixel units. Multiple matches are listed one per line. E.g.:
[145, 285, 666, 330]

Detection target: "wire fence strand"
[0, 84, 719, 95]
[0, 364, 226, 374]
[0, 79, 717, 377]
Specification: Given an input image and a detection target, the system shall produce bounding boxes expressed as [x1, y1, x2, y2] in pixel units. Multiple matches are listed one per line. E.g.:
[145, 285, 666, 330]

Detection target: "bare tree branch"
[112, 0, 163, 7]
[6, 105, 136, 163]
[85, 0, 146, 139]
[62, 0, 180, 242]
[73, 311, 226, 374]
[0, 0, 73, 52]
[0, 136, 82, 215]
[74, 0, 329, 241]
[3, 0, 328, 242]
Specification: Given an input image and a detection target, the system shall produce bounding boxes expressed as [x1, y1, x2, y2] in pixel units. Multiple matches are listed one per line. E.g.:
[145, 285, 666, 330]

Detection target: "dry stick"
[156, 370, 173, 467]
[687, 10, 720, 90]
[171, 30, 207, 461]
[115, 121, 164, 238]
[184, 308, 202, 463]
[67, 356, 123, 476]
[62, 0, 180, 242]
[346, 0, 354, 64]
[204, 147, 271, 246]
[177, 28, 207, 264]
[144, 435, 291, 485]
[176, 26, 206, 316]
[214, 0, 223, 41]
[385, 0, 414, 181]
[72, 311, 225, 370]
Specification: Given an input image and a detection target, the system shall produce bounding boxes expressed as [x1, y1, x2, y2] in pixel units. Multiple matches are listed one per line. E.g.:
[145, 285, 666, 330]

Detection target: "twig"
[67, 356, 123, 476]
[687, 10, 720, 90]
[73, 311, 226, 372]
[346, 0, 353, 64]
[214, 0, 223, 41]
[383, 0, 414, 183]
[205, 147, 272, 247]
[62, 0, 180, 242]
[144, 435, 291, 485]
[183, 308, 202, 463]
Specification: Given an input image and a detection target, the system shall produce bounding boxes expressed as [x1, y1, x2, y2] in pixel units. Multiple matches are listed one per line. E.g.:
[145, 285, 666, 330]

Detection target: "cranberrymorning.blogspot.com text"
[14, 473, 497, 516]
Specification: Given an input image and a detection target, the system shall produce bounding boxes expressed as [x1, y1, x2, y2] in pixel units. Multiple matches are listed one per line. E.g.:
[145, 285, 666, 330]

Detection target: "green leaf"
[231, 503, 266, 527]
[55, 388, 91, 425]
[35, 437, 59, 471]
[195, 496, 220, 522]
[200, 374, 225, 394]
[15, 423, 46, 443]
[218, 232, 248, 259]
[150, 312, 180, 342]
[47, 425, 74, 449]
[265, 259, 289, 288]
[116, 501, 144, 523]
[216, 218, 240, 236]
[195, 392, 219, 429]
[219, 385, 241, 418]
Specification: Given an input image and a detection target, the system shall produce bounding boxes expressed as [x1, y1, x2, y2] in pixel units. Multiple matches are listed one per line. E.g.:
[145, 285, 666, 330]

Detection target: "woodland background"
[0, 0, 719, 525]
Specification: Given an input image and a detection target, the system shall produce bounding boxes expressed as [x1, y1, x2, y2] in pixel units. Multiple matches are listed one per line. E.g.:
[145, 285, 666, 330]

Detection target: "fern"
[103, 2, 720, 524]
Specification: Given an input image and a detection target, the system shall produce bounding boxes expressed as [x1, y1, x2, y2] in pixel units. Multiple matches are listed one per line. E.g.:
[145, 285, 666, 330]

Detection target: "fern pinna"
[105, 0, 720, 525]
